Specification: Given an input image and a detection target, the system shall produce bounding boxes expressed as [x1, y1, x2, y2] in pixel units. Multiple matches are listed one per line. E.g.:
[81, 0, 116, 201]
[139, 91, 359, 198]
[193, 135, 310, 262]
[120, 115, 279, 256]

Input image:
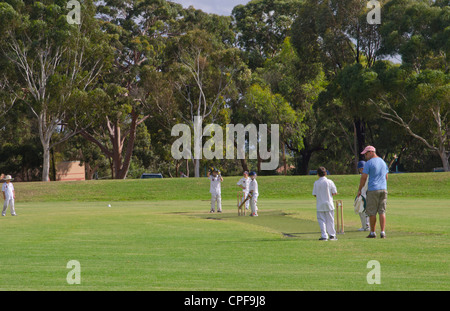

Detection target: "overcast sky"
[171, 0, 250, 16]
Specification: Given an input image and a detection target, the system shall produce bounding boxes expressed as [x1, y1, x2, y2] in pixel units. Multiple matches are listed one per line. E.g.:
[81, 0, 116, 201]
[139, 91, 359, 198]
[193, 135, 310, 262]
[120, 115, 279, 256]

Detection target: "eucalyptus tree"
[0, 0, 111, 181]
[232, 0, 303, 69]
[290, 0, 387, 171]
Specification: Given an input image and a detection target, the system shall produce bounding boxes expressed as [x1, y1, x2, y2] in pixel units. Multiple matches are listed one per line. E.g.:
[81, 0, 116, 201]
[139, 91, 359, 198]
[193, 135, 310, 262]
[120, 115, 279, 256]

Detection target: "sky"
[171, 0, 250, 16]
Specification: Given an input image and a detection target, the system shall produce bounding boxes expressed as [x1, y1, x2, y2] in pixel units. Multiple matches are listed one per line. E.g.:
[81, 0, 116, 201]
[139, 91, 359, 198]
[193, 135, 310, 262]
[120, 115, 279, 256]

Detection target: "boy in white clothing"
[312, 167, 337, 240]
[237, 171, 250, 210]
[207, 168, 223, 213]
[248, 171, 259, 216]
[2, 175, 16, 216]
[354, 161, 369, 231]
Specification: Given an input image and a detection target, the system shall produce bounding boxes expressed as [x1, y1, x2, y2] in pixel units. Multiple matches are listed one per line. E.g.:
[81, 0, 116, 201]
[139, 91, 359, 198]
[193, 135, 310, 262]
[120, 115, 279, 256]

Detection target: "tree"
[80, 0, 186, 179]
[370, 63, 449, 171]
[291, 0, 386, 171]
[257, 37, 326, 174]
[168, 29, 248, 177]
[371, 0, 450, 171]
[239, 83, 304, 173]
[0, 0, 110, 181]
[232, 0, 303, 69]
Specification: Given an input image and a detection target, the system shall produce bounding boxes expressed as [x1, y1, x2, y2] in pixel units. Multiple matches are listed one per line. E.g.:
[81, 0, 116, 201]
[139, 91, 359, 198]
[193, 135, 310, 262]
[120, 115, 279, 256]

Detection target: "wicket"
[335, 200, 344, 234]
[237, 191, 245, 216]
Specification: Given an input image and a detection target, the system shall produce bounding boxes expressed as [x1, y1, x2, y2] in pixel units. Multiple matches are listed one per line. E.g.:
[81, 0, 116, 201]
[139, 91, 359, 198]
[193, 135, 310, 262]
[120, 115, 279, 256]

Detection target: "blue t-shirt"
[363, 157, 389, 191]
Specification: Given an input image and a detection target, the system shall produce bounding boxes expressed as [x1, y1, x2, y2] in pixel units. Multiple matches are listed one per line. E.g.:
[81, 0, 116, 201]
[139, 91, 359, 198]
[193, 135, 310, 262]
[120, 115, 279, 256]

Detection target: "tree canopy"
[0, 0, 448, 180]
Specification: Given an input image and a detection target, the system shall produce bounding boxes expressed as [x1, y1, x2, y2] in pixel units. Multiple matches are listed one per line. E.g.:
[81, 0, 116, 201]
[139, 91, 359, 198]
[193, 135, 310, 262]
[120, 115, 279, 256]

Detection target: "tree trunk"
[257, 150, 262, 174]
[354, 118, 366, 172]
[439, 149, 449, 172]
[194, 159, 200, 178]
[80, 111, 148, 180]
[85, 162, 100, 180]
[175, 160, 181, 177]
[42, 143, 51, 182]
[240, 158, 249, 173]
[115, 111, 140, 179]
[297, 150, 312, 175]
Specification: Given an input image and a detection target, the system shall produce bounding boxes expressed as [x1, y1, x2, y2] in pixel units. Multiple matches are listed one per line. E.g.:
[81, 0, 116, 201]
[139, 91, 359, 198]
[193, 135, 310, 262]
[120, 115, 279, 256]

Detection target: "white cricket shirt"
[237, 177, 249, 192]
[2, 182, 14, 200]
[249, 178, 258, 195]
[312, 177, 337, 212]
[209, 175, 222, 195]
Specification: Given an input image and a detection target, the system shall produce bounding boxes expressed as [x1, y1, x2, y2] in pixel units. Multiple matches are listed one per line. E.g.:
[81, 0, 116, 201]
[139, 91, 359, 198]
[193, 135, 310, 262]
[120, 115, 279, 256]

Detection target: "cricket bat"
[238, 192, 252, 209]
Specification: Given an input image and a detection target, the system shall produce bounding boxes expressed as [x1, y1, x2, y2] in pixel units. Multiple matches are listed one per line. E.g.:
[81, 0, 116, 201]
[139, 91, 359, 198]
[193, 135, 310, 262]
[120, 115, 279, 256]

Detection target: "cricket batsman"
[237, 171, 250, 210]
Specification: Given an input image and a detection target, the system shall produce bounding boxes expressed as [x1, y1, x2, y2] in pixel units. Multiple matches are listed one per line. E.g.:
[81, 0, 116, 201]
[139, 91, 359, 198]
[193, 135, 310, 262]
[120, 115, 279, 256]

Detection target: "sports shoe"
[319, 237, 328, 241]
[380, 232, 386, 239]
[367, 233, 376, 238]
[329, 236, 338, 241]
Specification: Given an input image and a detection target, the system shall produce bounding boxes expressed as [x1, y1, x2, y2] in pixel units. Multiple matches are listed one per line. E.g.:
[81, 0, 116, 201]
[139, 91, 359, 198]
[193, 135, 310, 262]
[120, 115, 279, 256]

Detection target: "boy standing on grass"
[237, 171, 250, 211]
[312, 167, 337, 241]
[355, 161, 369, 231]
[207, 167, 223, 213]
[2, 175, 17, 216]
[248, 171, 259, 217]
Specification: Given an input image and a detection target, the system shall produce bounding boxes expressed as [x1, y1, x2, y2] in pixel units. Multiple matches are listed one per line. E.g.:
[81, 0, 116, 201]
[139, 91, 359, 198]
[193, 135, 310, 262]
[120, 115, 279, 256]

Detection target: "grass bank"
[13, 172, 450, 202]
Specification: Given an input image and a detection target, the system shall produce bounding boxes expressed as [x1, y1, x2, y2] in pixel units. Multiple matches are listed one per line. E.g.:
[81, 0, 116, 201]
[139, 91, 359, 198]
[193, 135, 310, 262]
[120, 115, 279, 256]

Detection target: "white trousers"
[359, 211, 369, 229]
[250, 193, 258, 215]
[211, 194, 222, 212]
[317, 210, 336, 239]
[2, 198, 16, 215]
[241, 191, 250, 209]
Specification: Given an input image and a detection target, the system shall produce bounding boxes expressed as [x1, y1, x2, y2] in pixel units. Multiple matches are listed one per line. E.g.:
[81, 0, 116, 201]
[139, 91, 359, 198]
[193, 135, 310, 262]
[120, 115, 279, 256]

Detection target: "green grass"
[14, 172, 450, 202]
[1, 173, 449, 290]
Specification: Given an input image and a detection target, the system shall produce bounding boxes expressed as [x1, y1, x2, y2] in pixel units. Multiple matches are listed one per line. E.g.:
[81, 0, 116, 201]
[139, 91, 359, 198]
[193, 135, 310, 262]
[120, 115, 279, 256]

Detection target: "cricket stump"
[335, 200, 344, 234]
[237, 191, 245, 216]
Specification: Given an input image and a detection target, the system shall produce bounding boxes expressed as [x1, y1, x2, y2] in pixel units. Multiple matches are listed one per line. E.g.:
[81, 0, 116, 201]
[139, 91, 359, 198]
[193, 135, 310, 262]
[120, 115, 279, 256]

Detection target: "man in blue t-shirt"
[357, 146, 389, 239]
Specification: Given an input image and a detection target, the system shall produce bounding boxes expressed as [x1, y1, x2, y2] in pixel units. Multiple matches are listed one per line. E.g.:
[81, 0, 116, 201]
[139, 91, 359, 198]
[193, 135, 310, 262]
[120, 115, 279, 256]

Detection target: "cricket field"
[0, 173, 448, 291]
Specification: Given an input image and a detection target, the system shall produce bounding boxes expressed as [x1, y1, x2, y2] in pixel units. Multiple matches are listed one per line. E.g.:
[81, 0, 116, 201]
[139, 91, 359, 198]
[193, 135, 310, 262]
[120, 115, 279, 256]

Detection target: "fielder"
[312, 167, 337, 241]
[237, 171, 250, 210]
[2, 175, 17, 216]
[207, 167, 223, 213]
[354, 161, 369, 231]
[248, 171, 259, 216]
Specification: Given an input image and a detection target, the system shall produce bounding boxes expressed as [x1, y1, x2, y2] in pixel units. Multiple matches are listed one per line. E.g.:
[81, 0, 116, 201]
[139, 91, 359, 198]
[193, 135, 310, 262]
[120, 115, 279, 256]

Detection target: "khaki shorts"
[366, 190, 387, 216]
